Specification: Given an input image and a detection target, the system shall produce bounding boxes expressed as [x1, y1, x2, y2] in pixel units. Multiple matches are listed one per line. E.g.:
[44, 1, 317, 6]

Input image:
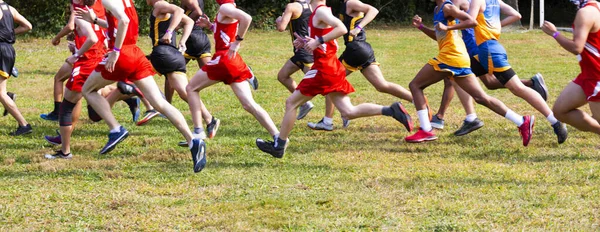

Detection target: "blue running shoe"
[100, 126, 129, 154]
[128, 97, 141, 122]
[190, 138, 207, 173]
[40, 112, 59, 121]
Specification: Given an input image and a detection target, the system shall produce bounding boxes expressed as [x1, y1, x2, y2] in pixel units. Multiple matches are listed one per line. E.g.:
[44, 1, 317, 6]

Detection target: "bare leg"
[186, 70, 218, 131]
[453, 75, 509, 116]
[278, 60, 302, 93]
[553, 82, 600, 135]
[480, 73, 533, 90]
[230, 81, 279, 136]
[361, 64, 413, 102]
[436, 79, 455, 119]
[81, 72, 119, 130]
[60, 89, 83, 154]
[409, 64, 448, 112]
[452, 80, 476, 116]
[0, 78, 27, 126]
[329, 92, 386, 119]
[504, 75, 553, 117]
[53, 62, 72, 103]
[279, 91, 314, 140]
[164, 77, 175, 103]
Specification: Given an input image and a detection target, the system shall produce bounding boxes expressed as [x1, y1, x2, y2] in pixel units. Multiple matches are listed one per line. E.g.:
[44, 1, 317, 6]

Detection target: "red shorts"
[573, 72, 600, 102]
[95, 45, 155, 82]
[296, 64, 355, 97]
[201, 51, 252, 85]
[66, 57, 102, 92]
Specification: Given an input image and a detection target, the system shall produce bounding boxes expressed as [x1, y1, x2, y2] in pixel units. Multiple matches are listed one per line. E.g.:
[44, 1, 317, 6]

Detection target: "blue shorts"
[475, 40, 511, 74]
[428, 58, 473, 78]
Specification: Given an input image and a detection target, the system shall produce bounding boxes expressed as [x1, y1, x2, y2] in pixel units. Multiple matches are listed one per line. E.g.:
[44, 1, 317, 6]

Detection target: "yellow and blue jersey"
[473, 0, 501, 45]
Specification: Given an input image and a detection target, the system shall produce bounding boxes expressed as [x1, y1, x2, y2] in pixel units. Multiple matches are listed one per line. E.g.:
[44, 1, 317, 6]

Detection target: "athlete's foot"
[405, 129, 437, 143]
[124, 97, 141, 122]
[308, 119, 334, 131]
[100, 126, 129, 154]
[256, 136, 287, 158]
[44, 130, 62, 145]
[247, 66, 258, 90]
[44, 150, 72, 160]
[342, 117, 350, 128]
[454, 118, 484, 136]
[430, 115, 445, 130]
[530, 73, 549, 101]
[136, 110, 160, 126]
[3, 92, 15, 116]
[117, 81, 144, 98]
[11, 67, 18, 78]
[87, 104, 103, 122]
[178, 131, 207, 147]
[190, 138, 207, 173]
[206, 117, 221, 139]
[10, 124, 32, 136]
[297, 101, 314, 120]
[518, 115, 535, 147]
[389, 102, 413, 132]
[40, 112, 59, 121]
[552, 122, 568, 144]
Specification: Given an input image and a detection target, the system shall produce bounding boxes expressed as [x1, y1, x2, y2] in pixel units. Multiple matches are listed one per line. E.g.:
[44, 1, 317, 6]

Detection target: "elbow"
[371, 7, 379, 16]
[340, 27, 348, 36]
[515, 13, 522, 20]
[468, 20, 478, 28]
[24, 23, 33, 32]
[276, 24, 285, 32]
[90, 36, 99, 44]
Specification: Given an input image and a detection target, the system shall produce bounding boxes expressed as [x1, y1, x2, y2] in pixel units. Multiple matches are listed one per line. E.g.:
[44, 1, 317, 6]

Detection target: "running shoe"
[3, 92, 15, 116]
[40, 112, 59, 121]
[178, 132, 207, 147]
[124, 97, 141, 122]
[256, 137, 287, 158]
[518, 115, 535, 147]
[87, 104, 103, 122]
[206, 117, 220, 139]
[454, 118, 484, 136]
[552, 122, 568, 144]
[307, 119, 334, 131]
[531, 73, 549, 101]
[296, 101, 314, 120]
[430, 115, 445, 130]
[247, 66, 258, 90]
[44, 150, 72, 160]
[117, 81, 144, 98]
[136, 110, 160, 126]
[99, 126, 129, 154]
[405, 129, 437, 143]
[390, 102, 413, 132]
[190, 138, 207, 173]
[10, 124, 32, 136]
[44, 130, 62, 145]
[11, 67, 18, 78]
[342, 117, 350, 128]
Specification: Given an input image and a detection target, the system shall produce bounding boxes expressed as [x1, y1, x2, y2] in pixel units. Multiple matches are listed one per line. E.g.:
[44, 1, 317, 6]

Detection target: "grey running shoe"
[454, 118, 485, 136]
[296, 101, 314, 120]
[256, 137, 288, 158]
[531, 73, 549, 101]
[307, 119, 334, 131]
[552, 122, 568, 144]
[10, 124, 32, 136]
[247, 66, 258, 90]
[44, 150, 73, 160]
[342, 117, 350, 128]
[431, 115, 445, 129]
[390, 102, 413, 132]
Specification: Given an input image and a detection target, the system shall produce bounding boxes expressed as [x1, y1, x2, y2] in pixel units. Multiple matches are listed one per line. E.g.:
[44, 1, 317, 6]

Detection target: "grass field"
[1, 27, 599, 230]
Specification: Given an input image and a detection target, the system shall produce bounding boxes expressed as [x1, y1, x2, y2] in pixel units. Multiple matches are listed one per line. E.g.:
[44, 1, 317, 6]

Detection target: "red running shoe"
[405, 129, 437, 143]
[518, 115, 535, 146]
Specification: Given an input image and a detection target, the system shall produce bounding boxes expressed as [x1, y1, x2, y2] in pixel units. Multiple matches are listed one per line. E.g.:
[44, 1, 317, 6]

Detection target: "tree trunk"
[529, 0, 534, 30]
[505, 0, 523, 27]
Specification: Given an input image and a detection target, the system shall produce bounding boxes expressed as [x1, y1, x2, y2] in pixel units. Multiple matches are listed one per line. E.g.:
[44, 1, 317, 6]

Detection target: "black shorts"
[289, 49, 313, 70]
[184, 29, 212, 60]
[149, 45, 187, 76]
[0, 43, 15, 79]
[339, 41, 378, 72]
[470, 56, 517, 86]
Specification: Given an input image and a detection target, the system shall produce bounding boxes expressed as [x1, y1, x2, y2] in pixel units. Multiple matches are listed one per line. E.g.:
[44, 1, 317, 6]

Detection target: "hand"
[196, 14, 212, 29]
[160, 32, 172, 45]
[412, 15, 423, 28]
[65, 54, 79, 66]
[227, 41, 240, 59]
[541, 21, 557, 36]
[304, 37, 320, 52]
[349, 28, 361, 37]
[275, 16, 283, 25]
[74, 6, 96, 24]
[293, 32, 307, 50]
[68, 41, 77, 54]
[178, 43, 187, 54]
[51, 37, 60, 46]
[105, 50, 120, 73]
[435, 22, 448, 31]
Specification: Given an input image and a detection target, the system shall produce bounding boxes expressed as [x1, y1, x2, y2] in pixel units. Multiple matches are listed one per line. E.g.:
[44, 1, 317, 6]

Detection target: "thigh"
[554, 82, 589, 112]
[230, 81, 257, 106]
[361, 64, 387, 87]
[63, 88, 83, 102]
[82, 71, 115, 93]
[188, 70, 219, 92]
[590, 102, 600, 121]
[412, 63, 448, 89]
[167, 72, 189, 88]
[453, 74, 487, 97]
[57, 62, 73, 82]
[280, 59, 301, 76]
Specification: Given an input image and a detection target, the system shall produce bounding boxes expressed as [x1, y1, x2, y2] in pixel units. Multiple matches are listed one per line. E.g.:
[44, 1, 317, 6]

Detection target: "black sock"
[276, 137, 287, 148]
[53, 101, 61, 114]
[382, 106, 393, 116]
[123, 98, 137, 108]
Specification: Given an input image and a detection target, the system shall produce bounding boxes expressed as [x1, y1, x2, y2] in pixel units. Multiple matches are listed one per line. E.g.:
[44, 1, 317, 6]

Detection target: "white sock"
[417, 109, 432, 132]
[505, 110, 524, 126]
[465, 114, 477, 122]
[109, 126, 121, 133]
[322, 117, 333, 125]
[547, 113, 558, 125]
[188, 139, 194, 149]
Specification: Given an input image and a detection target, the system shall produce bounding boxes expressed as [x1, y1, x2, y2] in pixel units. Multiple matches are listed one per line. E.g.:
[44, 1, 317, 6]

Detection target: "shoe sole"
[533, 74, 549, 101]
[308, 125, 333, 131]
[100, 131, 129, 154]
[431, 123, 444, 130]
[454, 122, 484, 136]
[523, 116, 535, 147]
[192, 139, 207, 173]
[396, 103, 414, 132]
[405, 136, 438, 143]
[178, 141, 188, 147]
[208, 119, 220, 139]
[136, 113, 158, 126]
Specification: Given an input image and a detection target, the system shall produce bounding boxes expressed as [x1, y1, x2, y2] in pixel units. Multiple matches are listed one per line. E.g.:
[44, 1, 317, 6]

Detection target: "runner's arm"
[412, 15, 436, 41]
[103, 0, 128, 50]
[220, 4, 252, 40]
[440, 4, 477, 31]
[276, 3, 300, 32]
[317, 7, 347, 43]
[179, 14, 194, 48]
[467, 0, 483, 25]
[9, 6, 32, 35]
[499, 0, 521, 27]
[68, 18, 98, 64]
[346, 0, 378, 30]
[53, 5, 75, 45]
[181, 0, 203, 19]
[542, 9, 593, 55]
[155, 1, 185, 35]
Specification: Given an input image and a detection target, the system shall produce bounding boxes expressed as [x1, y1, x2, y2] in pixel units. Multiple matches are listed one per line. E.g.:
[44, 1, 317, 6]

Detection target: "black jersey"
[184, 0, 205, 31]
[288, 0, 311, 50]
[0, 2, 15, 44]
[149, 13, 177, 47]
[339, 0, 366, 44]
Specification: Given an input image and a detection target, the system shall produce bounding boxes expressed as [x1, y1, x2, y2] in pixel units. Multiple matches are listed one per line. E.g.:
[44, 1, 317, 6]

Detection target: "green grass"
[1, 28, 599, 230]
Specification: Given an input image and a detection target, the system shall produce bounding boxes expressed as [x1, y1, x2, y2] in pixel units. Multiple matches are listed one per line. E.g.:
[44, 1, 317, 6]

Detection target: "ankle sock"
[465, 114, 477, 122]
[547, 113, 558, 125]
[322, 117, 333, 125]
[417, 109, 432, 132]
[382, 106, 393, 116]
[505, 110, 524, 126]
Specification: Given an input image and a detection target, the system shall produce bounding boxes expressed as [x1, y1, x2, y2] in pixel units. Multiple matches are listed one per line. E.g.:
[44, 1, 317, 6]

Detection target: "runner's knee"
[59, 100, 77, 126]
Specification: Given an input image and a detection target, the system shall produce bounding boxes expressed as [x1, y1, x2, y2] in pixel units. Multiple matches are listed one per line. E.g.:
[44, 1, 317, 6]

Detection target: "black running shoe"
[531, 73, 549, 101]
[10, 124, 32, 136]
[190, 138, 207, 173]
[256, 138, 287, 158]
[3, 92, 15, 116]
[390, 102, 413, 132]
[100, 126, 129, 154]
[44, 150, 73, 160]
[87, 104, 103, 122]
[454, 118, 485, 136]
[552, 122, 568, 144]
[117, 81, 144, 98]
[206, 117, 220, 139]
